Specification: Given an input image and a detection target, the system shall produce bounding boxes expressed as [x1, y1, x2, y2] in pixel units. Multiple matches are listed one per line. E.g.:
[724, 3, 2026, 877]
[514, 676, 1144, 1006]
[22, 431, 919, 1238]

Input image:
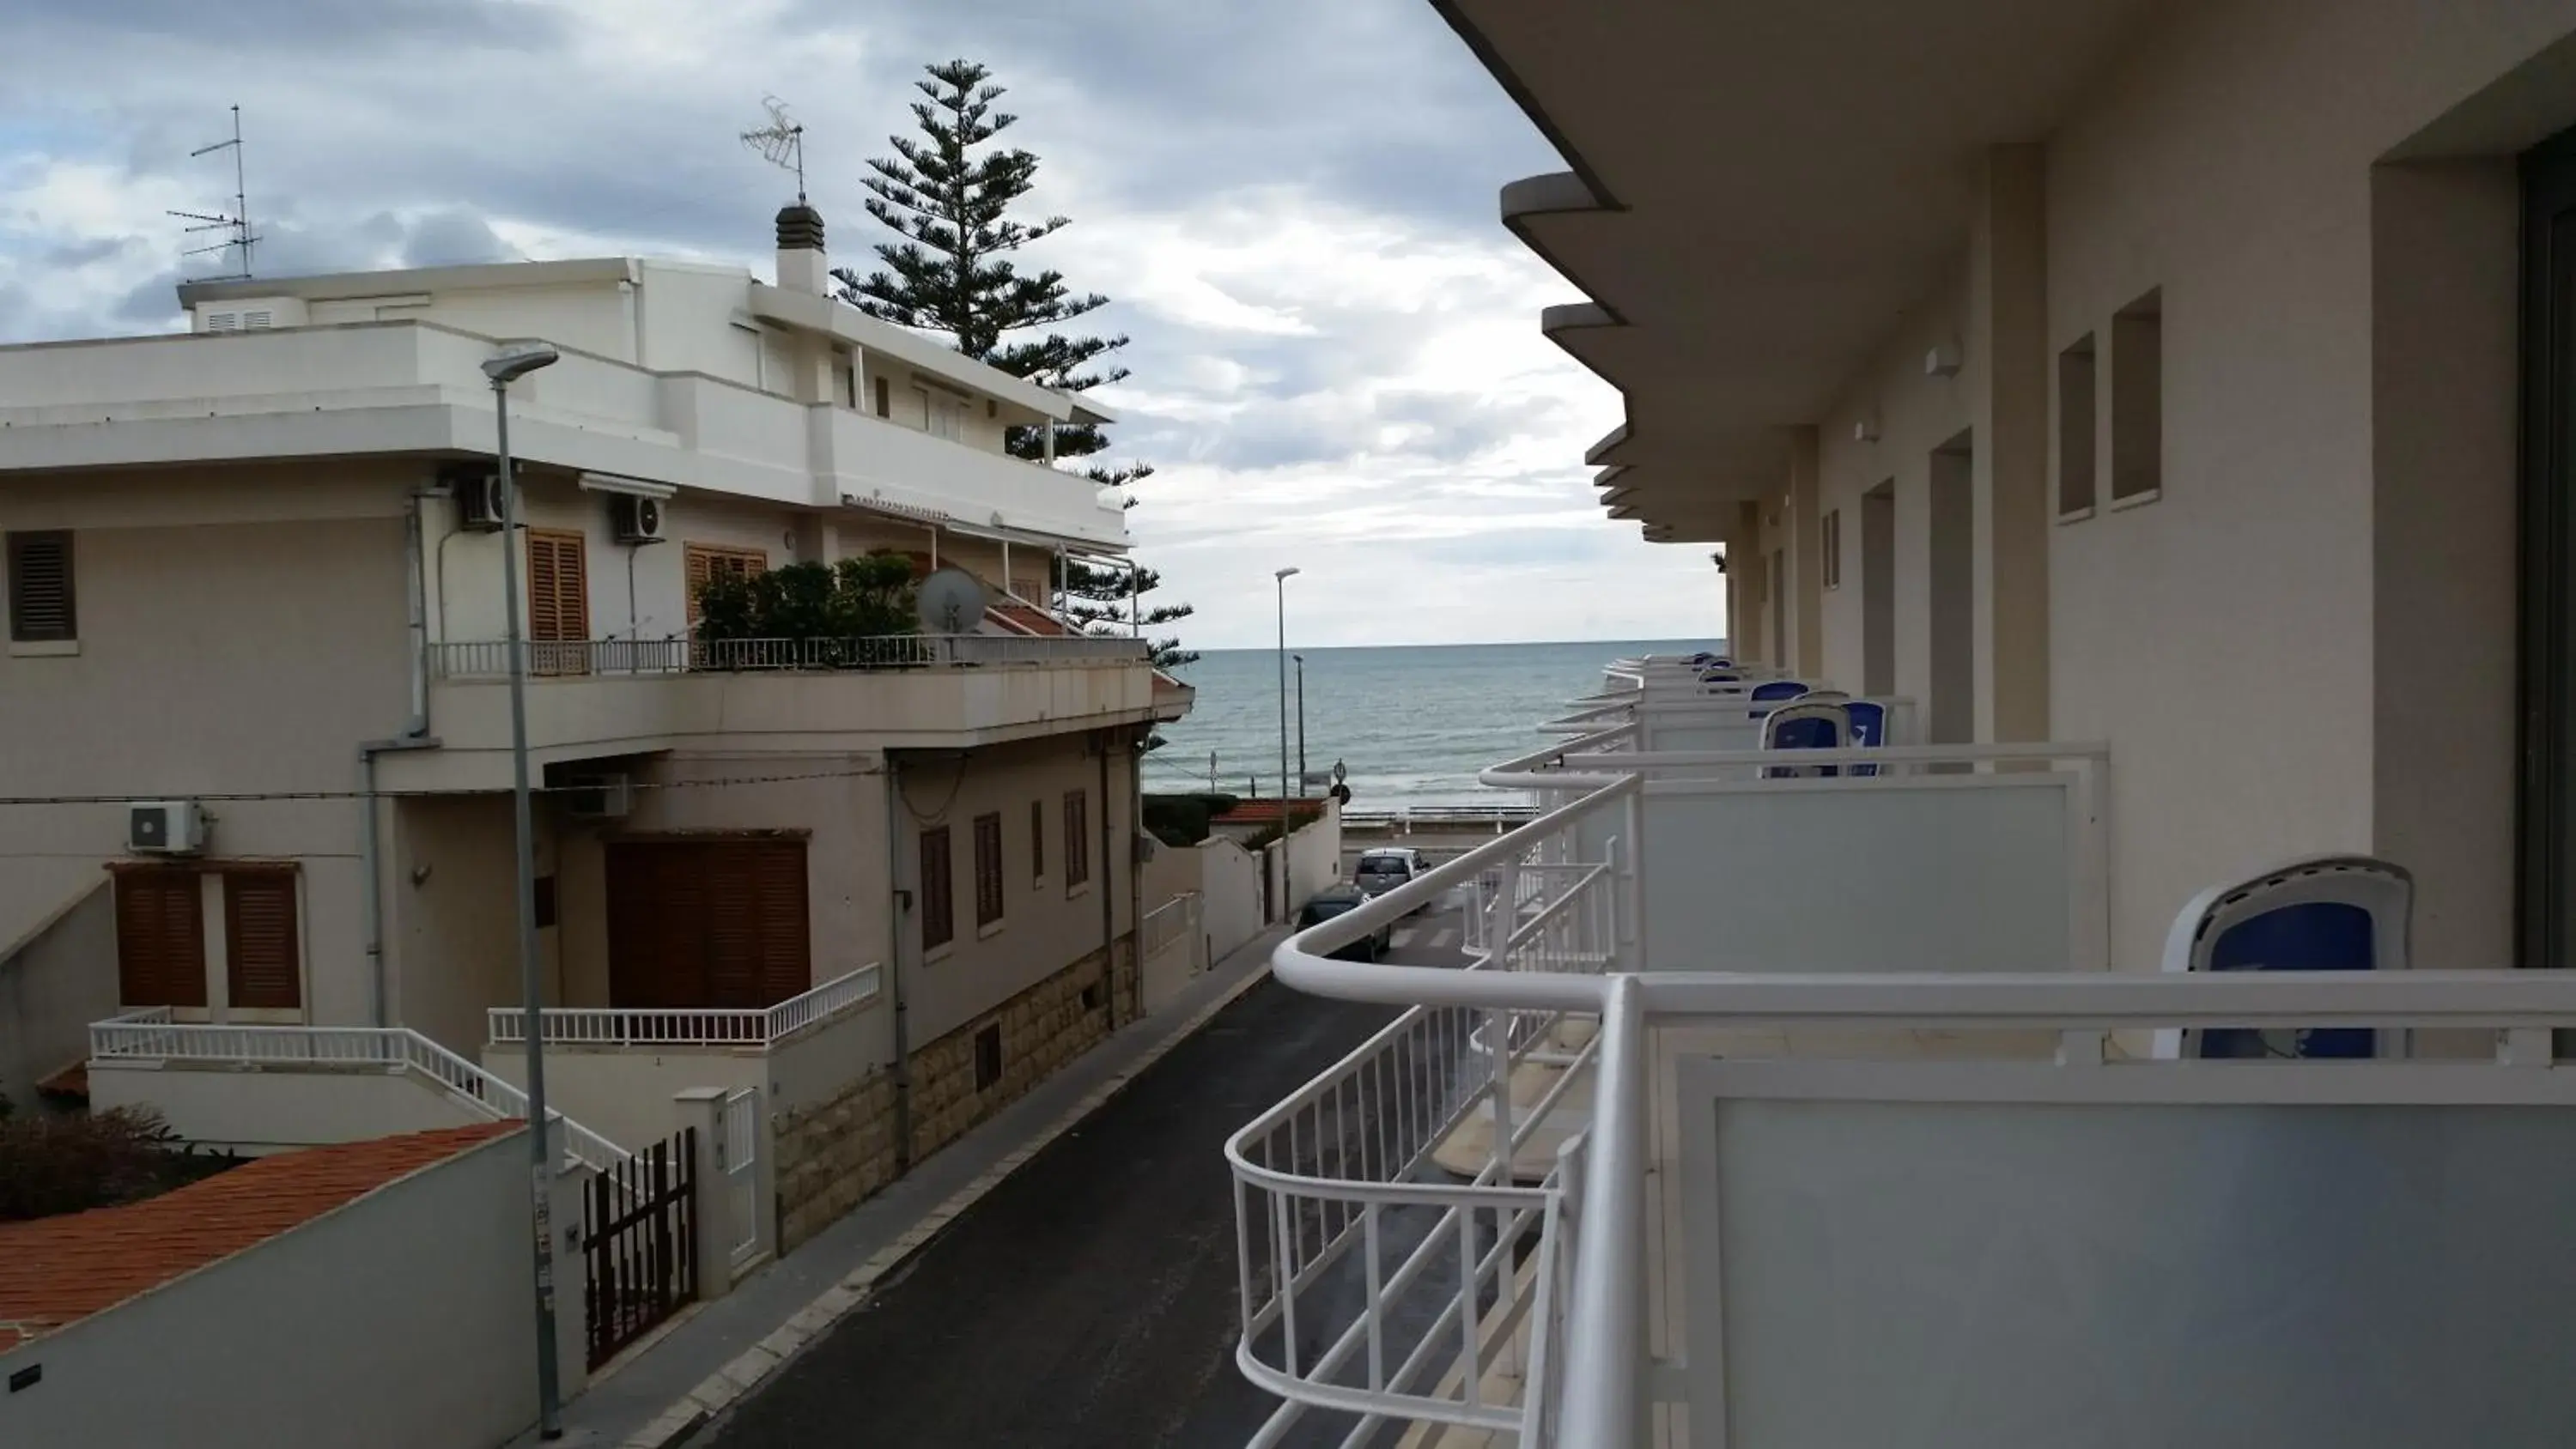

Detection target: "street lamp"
[1273, 567, 1299, 801]
[486, 340, 565, 1441]
[1292, 653, 1307, 788]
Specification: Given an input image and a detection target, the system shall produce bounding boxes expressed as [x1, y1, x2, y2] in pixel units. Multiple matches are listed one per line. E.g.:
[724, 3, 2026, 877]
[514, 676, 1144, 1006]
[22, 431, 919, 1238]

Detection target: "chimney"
[775, 203, 828, 295]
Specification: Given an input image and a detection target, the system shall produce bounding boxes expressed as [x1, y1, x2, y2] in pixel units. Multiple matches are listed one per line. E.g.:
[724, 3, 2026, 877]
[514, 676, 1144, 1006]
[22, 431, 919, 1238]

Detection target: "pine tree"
[835, 58, 1195, 668]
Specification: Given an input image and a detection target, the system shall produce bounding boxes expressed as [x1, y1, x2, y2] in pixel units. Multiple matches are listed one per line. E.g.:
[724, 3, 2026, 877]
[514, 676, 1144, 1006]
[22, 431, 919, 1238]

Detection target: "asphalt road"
[702, 907, 1472, 1449]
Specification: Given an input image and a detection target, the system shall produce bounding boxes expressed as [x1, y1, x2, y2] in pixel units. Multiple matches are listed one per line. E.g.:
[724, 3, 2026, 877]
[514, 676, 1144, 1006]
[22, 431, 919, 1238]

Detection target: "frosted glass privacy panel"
[1698, 1089, 2576, 1447]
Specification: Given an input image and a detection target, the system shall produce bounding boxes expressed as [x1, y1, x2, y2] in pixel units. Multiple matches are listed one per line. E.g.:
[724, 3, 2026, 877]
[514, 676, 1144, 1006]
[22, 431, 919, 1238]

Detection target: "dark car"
[1297, 884, 1394, 961]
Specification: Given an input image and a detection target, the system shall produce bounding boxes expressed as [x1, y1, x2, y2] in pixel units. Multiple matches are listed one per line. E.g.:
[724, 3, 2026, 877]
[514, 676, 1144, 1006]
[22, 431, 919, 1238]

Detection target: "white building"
[0, 204, 1189, 1250]
[1224, 2, 2576, 1444]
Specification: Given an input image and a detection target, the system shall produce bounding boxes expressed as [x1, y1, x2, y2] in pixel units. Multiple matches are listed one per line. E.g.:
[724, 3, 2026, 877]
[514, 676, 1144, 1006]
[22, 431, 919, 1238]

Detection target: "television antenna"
[740, 96, 807, 203]
[915, 567, 989, 636]
[168, 105, 258, 282]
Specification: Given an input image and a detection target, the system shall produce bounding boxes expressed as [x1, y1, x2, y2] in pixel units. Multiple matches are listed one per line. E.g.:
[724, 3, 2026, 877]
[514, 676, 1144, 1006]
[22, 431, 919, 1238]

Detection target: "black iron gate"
[583, 1127, 696, 1369]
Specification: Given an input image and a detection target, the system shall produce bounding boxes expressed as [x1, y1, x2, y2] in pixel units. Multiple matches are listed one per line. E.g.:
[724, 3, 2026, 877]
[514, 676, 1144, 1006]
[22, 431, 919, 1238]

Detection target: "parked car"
[1352, 847, 1431, 908]
[1297, 884, 1394, 961]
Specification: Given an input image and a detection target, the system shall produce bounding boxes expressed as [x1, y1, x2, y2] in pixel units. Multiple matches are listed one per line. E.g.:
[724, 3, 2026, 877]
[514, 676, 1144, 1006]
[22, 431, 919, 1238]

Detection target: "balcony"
[393, 633, 1163, 788]
[1225, 664, 2576, 1446]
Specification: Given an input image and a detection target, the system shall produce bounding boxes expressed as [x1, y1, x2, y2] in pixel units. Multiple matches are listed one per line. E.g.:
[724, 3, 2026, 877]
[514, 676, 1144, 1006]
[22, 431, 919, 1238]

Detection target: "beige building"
[0, 205, 1189, 1246]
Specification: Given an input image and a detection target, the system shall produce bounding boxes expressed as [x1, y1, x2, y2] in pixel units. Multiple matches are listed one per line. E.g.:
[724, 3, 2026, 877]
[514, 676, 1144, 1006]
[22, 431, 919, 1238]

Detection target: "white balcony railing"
[88, 1018, 629, 1173]
[485, 965, 882, 1049]
[430, 633, 1145, 680]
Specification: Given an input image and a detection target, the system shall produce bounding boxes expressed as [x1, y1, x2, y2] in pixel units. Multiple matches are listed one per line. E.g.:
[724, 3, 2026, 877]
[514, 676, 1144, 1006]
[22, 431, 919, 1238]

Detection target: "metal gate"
[718, 1087, 761, 1270]
[583, 1128, 696, 1369]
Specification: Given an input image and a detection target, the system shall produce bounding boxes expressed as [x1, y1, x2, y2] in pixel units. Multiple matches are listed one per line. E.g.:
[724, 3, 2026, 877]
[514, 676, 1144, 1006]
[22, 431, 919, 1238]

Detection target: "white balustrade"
[488, 964, 882, 1049]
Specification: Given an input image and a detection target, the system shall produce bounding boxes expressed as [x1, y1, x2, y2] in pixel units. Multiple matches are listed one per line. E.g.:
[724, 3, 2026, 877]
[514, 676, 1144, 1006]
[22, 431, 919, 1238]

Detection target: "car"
[1297, 884, 1394, 961]
[1352, 847, 1431, 908]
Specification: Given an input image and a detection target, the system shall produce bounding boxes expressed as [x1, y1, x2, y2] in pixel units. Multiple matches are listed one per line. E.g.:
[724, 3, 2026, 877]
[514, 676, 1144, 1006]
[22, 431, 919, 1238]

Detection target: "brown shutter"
[7, 531, 75, 643]
[1030, 799, 1045, 883]
[526, 532, 562, 640]
[973, 814, 1004, 927]
[115, 870, 206, 1008]
[683, 545, 766, 628]
[609, 841, 709, 1009]
[920, 827, 954, 951]
[752, 840, 811, 1005]
[223, 869, 301, 1009]
[703, 843, 760, 1009]
[1063, 790, 1089, 888]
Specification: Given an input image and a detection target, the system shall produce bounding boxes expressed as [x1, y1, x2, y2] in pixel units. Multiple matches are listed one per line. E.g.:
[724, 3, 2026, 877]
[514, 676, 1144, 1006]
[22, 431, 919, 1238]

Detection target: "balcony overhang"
[1441, 0, 2154, 532]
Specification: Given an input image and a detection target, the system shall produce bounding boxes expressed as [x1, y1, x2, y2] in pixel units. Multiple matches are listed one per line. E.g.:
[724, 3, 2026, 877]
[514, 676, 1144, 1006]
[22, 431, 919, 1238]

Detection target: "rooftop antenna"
[169, 105, 258, 282]
[740, 96, 807, 203]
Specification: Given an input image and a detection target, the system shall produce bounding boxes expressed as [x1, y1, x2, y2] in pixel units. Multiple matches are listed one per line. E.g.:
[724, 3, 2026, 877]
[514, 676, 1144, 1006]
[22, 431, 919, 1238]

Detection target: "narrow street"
[700, 906, 1474, 1449]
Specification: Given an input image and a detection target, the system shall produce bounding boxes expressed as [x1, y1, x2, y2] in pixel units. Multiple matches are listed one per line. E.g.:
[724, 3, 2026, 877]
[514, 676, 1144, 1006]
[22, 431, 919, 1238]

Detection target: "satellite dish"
[915, 567, 989, 636]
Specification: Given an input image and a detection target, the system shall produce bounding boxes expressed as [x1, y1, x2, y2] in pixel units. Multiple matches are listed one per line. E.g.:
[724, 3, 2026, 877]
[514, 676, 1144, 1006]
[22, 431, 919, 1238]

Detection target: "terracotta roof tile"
[0, 1121, 517, 1345]
[1212, 798, 1329, 824]
[989, 600, 1074, 637]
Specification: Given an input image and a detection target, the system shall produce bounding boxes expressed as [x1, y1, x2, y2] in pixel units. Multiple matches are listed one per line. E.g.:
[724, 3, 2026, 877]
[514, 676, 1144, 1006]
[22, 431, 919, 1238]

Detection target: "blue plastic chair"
[2154, 856, 2414, 1060]
[1842, 700, 1886, 777]
[1759, 700, 1849, 778]
[1748, 681, 1810, 702]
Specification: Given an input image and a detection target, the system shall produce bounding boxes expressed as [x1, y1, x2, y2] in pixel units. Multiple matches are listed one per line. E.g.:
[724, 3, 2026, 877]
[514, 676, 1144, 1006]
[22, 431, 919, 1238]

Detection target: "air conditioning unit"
[562, 775, 633, 822]
[456, 471, 508, 532]
[611, 493, 665, 544]
[129, 801, 207, 855]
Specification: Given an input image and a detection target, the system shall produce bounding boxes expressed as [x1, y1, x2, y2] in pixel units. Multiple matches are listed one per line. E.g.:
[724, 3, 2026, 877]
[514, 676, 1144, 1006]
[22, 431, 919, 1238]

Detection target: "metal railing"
[430, 633, 1146, 680]
[88, 1018, 630, 1173]
[487, 964, 882, 1049]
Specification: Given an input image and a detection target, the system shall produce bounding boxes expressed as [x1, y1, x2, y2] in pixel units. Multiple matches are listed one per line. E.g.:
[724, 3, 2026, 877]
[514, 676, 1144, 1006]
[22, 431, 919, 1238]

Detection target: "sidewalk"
[515, 925, 1287, 1449]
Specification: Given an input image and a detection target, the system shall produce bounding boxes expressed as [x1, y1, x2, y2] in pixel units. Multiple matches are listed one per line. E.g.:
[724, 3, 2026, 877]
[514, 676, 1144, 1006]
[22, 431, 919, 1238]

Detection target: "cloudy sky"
[0, 0, 1725, 650]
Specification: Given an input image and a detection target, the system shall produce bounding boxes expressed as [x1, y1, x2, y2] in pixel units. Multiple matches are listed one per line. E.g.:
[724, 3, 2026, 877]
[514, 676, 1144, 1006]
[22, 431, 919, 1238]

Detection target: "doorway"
[1768, 546, 1787, 668]
[1862, 482, 1896, 695]
[1929, 433, 1978, 745]
[2523, 128, 2576, 968]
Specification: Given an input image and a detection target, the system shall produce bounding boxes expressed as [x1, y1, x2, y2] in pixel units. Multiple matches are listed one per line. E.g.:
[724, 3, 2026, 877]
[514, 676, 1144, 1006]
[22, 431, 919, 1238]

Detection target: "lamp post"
[1273, 567, 1300, 800]
[486, 341, 564, 1441]
[1292, 653, 1307, 788]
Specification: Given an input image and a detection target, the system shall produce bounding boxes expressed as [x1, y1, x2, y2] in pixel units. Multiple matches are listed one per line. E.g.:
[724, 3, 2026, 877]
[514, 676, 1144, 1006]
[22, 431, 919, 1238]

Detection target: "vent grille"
[7, 531, 75, 642]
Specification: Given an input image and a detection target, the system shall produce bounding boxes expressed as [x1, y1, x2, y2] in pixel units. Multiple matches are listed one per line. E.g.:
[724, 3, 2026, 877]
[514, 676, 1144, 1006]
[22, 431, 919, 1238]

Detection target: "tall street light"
[1273, 567, 1300, 801]
[486, 340, 565, 1441]
[1292, 652, 1307, 788]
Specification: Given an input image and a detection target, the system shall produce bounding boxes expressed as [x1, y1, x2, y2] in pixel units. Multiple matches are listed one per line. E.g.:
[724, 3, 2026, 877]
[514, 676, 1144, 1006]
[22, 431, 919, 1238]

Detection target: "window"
[525, 529, 590, 674]
[2110, 290, 2162, 506]
[920, 826, 955, 952]
[223, 868, 301, 1010]
[973, 1022, 1003, 1092]
[114, 869, 206, 1008]
[604, 840, 811, 1009]
[1063, 790, 1090, 891]
[973, 812, 1005, 930]
[7, 531, 75, 643]
[1820, 510, 1843, 591]
[1030, 799, 1046, 883]
[873, 377, 890, 418]
[917, 385, 965, 440]
[837, 353, 860, 409]
[683, 543, 766, 627]
[2057, 334, 2099, 518]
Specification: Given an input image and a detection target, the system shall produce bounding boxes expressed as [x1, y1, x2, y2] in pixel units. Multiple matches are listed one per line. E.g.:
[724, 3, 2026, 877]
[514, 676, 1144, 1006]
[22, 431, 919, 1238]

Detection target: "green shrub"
[1143, 792, 1242, 847]
[696, 552, 921, 644]
[0, 1107, 238, 1222]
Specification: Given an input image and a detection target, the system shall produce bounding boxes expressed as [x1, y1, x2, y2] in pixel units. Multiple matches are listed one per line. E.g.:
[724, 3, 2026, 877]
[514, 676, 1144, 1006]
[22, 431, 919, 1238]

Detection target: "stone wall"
[774, 933, 1137, 1250]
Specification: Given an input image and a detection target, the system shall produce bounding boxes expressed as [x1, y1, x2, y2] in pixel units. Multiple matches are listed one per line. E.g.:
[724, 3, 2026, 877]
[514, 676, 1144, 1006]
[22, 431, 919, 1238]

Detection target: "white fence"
[432, 634, 1143, 679]
[720, 1087, 762, 1271]
[487, 965, 882, 1048]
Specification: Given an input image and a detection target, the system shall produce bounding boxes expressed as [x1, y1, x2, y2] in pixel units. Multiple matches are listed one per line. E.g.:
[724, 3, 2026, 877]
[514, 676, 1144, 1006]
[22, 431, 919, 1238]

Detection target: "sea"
[1149, 639, 1721, 810]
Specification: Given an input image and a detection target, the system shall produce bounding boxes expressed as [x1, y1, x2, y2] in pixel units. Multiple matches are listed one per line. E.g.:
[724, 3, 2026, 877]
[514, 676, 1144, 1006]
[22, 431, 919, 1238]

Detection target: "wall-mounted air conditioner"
[456, 472, 508, 532]
[562, 776, 633, 822]
[129, 801, 208, 855]
[611, 494, 665, 544]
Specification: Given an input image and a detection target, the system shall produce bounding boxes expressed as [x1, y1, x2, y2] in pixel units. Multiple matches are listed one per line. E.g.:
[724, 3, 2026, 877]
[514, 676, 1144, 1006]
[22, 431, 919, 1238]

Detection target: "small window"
[1030, 799, 1046, 884]
[920, 826, 954, 952]
[1063, 790, 1091, 890]
[2057, 334, 2099, 517]
[1820, 510, 1843, 591]
[973, 1022, 1003, 1091]
[2110, 291, 2162, 506]
[8, 531, 76, 643]
[223, 868, 301, 1010]
[973, 812, 1005, 929]
[873, 377, 890, 418]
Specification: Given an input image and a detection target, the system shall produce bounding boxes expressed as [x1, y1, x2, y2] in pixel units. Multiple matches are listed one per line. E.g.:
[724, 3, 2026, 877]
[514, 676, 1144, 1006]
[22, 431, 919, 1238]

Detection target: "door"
[526, 529, 591, 676]
[1929, 432, 1978, 744]
[605, 840, 811, 1010]
[2522, 129, 2576, 969]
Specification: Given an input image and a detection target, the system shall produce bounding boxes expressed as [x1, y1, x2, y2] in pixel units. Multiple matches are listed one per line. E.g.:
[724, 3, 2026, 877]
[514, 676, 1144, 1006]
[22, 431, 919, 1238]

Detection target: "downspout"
[361, 487, 444, 1027]
[1098, 733, 1116, 1030]
[1128, 728, 1145, 1023]
[884, 755, 915, 1171]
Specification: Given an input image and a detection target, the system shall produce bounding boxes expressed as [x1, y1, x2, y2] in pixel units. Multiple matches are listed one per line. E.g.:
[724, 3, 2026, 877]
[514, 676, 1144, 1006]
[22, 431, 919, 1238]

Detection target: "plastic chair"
[1759, 700, 1849, 778]
[1748, 681, 1811, 702]
[2153, 856, 2414, 1060]
[1842, 700, 1886, 777]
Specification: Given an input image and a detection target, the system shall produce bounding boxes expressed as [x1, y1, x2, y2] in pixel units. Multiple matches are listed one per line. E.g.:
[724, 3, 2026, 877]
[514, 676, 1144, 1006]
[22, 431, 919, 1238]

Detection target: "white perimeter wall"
[0, 1129, 587, 1449]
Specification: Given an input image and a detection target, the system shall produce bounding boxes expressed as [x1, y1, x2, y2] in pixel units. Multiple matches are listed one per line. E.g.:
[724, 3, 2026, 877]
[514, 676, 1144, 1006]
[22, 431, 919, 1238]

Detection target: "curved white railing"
[488, 964, 883, 1049]
[88, 1020, 630, 1173]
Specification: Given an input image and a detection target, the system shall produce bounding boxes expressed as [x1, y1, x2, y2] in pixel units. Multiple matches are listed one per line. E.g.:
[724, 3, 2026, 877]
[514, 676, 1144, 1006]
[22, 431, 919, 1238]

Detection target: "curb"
[619, 949, 1280, 1449]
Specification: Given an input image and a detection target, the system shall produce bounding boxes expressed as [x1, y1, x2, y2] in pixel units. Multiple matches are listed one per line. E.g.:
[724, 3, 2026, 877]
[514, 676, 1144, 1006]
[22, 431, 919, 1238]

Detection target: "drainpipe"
[1128, 729, 1145, 1023]
[361, 488, 444, 1027]
[883, 755, 915, 1172]
[1098, 733, 1116, 1029]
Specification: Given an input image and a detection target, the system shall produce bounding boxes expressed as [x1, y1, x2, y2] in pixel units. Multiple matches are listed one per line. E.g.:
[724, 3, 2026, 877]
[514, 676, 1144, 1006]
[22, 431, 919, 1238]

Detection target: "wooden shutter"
[703, 843, 761, 1009]
[1064, 790, 1090, 889]
[750, 840, 811, 1004]
[1030, 799, 1045, 883]
[608, 840, 810, 1010]
[683, 545, 766, 627]
[609, 842, 708, 1009]
[973, 814, 1004, 927]
[222, 869, 301, 1009]
[526, 530, 590, 679]
[115, 870, 206, 1008]
[7, 531, 75, 643]
[920, 827, 954, 951]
